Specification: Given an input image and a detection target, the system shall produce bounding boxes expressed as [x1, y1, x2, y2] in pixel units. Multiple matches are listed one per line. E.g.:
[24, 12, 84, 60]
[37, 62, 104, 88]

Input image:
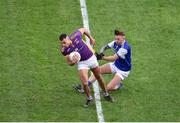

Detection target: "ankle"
[103, 91, 109, 96]
[88, 80, 92, 86]
[87, 95, 93, 100]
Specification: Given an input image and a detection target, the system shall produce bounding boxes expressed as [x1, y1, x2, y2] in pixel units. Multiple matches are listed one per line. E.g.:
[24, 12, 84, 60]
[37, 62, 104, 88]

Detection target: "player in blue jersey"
[74, 29, 131, 91]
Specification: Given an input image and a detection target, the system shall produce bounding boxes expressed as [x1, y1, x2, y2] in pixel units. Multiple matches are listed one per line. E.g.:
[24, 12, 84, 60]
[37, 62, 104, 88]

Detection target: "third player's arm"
[79, 28, 95, 45]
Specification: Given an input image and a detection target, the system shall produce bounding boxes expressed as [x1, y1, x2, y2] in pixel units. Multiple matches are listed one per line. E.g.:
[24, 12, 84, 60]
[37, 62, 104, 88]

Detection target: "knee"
[82, 82, 89, 90]
[95, 73, 102, 80]
[80, 76, 88, 85]
[107, 85, 111, 90]
[107, 84, 116, 91]
[82, 82, 88, 86]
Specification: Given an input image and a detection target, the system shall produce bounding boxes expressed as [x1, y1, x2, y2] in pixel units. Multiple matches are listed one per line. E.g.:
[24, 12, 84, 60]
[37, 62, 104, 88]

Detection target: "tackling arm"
[102, 48, 128, 62]
[99, 45, 111, 54]
[102, 54, 119, 62]
[95, 44, 112, 60]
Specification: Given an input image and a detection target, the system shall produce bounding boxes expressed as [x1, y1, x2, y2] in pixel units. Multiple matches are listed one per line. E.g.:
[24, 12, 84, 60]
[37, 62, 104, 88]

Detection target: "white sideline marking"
[79, 0, 105, 122]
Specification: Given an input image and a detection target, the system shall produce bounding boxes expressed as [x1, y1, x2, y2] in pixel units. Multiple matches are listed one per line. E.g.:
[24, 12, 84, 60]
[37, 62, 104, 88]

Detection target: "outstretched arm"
[95, 42, 113, 60]
[78, 28, 95, 45]
[99, 45, 111, 54]
[102, 48, 128, 62]
[102, 54, 119, 62]
[99, 40, 115, 53]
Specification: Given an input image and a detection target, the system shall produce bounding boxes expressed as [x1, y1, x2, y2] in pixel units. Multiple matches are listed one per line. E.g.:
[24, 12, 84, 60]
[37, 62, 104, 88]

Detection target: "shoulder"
[108, 40, 115, 48]
[109, 40, 115, 44]
[69, 29, 82, 40]
[123, 41, 131, 50]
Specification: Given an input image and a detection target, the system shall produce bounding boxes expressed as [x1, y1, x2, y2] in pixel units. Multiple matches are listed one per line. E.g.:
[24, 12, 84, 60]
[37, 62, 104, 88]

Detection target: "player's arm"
[102, 48, 128, 62]
[99, 45, 111, 54]
[102, 54, 118, 62]
[64, 55, 75, 66]
[99, 41, 114, 53]
[95, 45, 111, 60]
[78, 28, 95, 45]
[96, 41, 114, 60]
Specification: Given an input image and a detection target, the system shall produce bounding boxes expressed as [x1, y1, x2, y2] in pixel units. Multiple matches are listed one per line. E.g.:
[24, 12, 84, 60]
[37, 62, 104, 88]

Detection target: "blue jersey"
[108, 40, 131, 71]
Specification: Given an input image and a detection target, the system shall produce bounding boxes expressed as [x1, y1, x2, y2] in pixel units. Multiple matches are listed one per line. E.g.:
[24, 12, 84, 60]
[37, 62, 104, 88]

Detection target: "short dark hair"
[59, 34, 67, 41]
[114, 29, 125, 36]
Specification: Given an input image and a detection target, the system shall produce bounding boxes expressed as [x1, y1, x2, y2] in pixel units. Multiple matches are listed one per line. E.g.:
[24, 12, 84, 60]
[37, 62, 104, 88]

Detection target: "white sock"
[87, 95, 93, 100]
[103, 91, 109, 96]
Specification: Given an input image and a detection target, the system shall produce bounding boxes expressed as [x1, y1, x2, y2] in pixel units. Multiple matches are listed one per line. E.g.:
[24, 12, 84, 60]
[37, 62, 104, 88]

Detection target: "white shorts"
[109, 62, 130, 80]
[77, 55, 99, 70]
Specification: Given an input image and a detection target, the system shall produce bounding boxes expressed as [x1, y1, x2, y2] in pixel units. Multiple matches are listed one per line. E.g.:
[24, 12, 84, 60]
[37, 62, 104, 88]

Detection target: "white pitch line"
[79, 0, 105, 122]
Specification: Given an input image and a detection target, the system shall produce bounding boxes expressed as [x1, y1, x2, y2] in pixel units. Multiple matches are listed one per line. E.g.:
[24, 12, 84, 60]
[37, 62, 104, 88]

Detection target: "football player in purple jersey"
[59, 28, 113, 107]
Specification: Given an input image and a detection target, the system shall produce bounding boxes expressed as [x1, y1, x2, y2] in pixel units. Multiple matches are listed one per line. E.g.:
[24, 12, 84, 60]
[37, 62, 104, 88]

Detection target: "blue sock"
[88, 80, 92, 86]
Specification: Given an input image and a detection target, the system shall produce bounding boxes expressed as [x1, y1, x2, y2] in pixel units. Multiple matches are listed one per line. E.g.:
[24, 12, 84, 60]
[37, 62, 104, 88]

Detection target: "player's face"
[61, 37, 72, 47]
[61, 37, 68, 42]
[115, 35, 124, 44]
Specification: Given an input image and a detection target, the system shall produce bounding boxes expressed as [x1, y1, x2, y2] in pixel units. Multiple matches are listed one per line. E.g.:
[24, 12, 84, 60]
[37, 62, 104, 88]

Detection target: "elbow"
[110, 56, 117, 62]
[90, 41, 95, 45]
[112, 57, 117, 61]
[67, 61, 74, 66]
[110, 59, 116, 62]
[68, 62, 74, 66]
[69, 64, 74, 66]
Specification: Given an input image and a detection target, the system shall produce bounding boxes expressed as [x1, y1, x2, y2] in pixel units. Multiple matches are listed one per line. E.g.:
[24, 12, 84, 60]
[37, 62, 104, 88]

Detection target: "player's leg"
[74, 63, 114, 93]
[90, 66, 106, 91]
[107, 74, 123, 91]
[91, 66, 113, 102]
[88, 63, 112, 86]
[78, 69, 91, 98]
[107, 67, 130, 91]
[78, 69, 94, 107]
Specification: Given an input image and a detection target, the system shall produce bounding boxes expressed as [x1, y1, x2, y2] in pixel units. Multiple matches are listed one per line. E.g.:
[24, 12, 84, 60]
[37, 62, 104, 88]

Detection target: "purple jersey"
[61, 30, 93, 61]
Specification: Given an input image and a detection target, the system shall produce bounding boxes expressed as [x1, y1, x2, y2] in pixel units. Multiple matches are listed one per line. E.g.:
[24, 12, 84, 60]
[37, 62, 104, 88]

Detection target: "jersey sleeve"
[69, 30, 82, 41]
[76, 30, 82, 38]
[73, 30, 82, 39]
[116, 48, 128, 59]
[107, 41, 115, 48]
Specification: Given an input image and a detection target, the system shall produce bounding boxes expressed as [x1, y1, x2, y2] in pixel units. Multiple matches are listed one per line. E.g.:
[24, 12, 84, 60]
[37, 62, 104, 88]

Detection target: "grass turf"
[0, 0, 180, 121]
[87, 0, 180, 121]
[0, 0, 97, 121]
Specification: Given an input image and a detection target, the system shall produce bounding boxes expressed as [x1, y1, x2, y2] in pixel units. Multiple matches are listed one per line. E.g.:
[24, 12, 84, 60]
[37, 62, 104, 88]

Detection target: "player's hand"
[90, 38, 96, 45]
[95, 52, 104, 60]
[72, 55, 79, 64]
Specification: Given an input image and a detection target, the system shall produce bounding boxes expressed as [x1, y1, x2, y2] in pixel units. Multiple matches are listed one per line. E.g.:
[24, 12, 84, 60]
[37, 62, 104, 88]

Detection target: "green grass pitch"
[0, 0, 180, 121]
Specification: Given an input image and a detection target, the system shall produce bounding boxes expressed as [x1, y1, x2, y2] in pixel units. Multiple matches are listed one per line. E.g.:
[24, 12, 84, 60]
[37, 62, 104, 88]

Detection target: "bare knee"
[94, 73, 102, 81]
[107, 84, 116, 91]
[79, 74, 88, 86]
[82, 82, 88, 86]
[107, 84, 112, 90]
